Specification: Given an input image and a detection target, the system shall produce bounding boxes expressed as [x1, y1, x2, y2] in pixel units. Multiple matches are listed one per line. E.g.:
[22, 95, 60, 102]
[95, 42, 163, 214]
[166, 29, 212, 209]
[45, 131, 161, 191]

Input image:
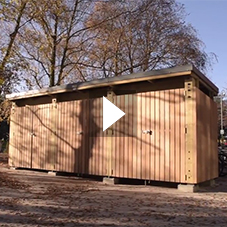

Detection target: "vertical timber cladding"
[6, 65, 219, 183]
[8, 102, 16, 167]
[196, 88, 218, 182]
[20, 105, 33, 168]
[184, 78, 197, 184]
[106, 91, 114, 177]
[50, 98, 57, 170]
[9, 104, 33, 168]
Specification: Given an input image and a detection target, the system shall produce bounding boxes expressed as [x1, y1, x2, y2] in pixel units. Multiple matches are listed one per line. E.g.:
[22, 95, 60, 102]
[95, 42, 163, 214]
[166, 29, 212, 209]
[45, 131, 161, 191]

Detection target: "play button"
[103, 96, 125, 132]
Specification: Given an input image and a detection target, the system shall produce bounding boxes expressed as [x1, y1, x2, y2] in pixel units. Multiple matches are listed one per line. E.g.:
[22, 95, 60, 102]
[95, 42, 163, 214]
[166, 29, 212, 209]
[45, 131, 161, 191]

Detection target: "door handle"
[142, 130, 152, 135]
[76, 131, 83, 135]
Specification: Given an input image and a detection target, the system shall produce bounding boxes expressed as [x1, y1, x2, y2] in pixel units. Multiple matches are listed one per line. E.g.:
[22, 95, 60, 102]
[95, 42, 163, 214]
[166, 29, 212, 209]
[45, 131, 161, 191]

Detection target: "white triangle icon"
[103, 96, 125, 132]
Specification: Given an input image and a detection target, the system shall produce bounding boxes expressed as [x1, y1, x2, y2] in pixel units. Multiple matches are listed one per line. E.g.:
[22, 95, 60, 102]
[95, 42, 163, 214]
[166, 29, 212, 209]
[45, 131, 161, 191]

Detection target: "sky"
[177, 0, 227, 93]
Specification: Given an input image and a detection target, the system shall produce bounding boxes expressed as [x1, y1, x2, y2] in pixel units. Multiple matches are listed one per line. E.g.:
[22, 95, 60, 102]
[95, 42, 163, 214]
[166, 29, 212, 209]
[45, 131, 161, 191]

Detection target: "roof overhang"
[6, 64, 219, 101]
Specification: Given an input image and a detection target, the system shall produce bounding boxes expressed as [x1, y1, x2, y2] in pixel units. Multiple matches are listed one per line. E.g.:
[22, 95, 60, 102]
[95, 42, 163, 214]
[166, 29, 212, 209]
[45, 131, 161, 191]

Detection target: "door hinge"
[52, 98, 57, 108]
[11, 103, 16, 114]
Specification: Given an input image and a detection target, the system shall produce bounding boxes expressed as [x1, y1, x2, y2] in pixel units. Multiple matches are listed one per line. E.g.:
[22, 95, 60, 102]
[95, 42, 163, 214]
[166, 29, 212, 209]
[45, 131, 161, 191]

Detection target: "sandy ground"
[0, 154, 227, 226]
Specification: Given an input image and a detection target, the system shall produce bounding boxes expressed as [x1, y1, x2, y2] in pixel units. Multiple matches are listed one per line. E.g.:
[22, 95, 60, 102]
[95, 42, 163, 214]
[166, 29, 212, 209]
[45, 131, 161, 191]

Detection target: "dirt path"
[0, 163, 227, 226]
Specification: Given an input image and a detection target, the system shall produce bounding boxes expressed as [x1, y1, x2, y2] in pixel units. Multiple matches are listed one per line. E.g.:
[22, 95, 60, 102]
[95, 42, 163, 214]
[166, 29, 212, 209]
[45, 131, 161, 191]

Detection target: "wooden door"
[9, 105, 33, 168]
[32, 104, 53, 170]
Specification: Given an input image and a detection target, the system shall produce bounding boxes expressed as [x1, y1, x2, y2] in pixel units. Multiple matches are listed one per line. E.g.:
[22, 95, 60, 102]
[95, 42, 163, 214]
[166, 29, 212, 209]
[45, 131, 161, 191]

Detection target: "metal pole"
[220, 92, 226, 144]
[221, 95, 223, 133]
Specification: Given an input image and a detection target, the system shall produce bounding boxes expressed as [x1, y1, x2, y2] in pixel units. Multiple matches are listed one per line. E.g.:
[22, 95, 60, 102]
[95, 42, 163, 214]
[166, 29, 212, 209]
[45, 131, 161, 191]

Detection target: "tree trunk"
[0, 2, 27, 79]
[49, 15, 58, 87]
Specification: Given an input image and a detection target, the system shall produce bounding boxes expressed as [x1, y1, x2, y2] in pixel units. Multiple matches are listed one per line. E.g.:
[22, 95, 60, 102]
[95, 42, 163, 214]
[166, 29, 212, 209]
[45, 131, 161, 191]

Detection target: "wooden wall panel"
[196, 89, 218, 183]
[88, 98, 105, 176]
[107, 89, 186, 183]
[31, 104, 51, 170]
[9, 106, 32, 168]
[8, 104, 18, 167]
[9, 87, 217, 184]
[180, 90, 186, 183]
[19, 106, 32, 168]
[154, 91, 160, 180]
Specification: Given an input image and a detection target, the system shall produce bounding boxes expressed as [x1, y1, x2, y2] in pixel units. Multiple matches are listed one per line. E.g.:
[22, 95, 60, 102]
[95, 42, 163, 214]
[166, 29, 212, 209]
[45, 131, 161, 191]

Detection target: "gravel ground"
[0, 154, 227, 227]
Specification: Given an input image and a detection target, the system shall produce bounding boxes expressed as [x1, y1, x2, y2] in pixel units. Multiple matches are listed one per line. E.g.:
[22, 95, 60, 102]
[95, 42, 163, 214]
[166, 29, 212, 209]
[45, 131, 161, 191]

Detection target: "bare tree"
[0, 0, 217, 91]
[16, 0, 90, 88]
[84, 0, 216, 78]
[0, 0, 33, 94]
[16, 0, 125, 88]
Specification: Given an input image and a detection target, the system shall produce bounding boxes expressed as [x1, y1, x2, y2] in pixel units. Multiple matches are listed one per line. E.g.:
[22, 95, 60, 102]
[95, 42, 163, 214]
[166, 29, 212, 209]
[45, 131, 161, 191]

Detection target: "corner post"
[51, 98, 57, 171]
[184, 77, 197, 184]
[8, 102, 17, 167]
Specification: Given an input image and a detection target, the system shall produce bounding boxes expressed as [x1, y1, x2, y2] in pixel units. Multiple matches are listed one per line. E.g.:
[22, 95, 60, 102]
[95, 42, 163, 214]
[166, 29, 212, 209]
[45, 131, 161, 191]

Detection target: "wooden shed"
[6, 65, 219, 185]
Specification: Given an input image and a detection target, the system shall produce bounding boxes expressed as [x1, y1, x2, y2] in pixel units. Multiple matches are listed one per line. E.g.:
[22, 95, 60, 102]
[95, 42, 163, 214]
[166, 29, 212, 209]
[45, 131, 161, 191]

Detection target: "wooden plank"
[90, 99, 95, 175]
[97, 98, 101, 175]
[48, 98, 57, 171]
[70, 101, 76, 173]
[88, 99, 94, 174]
[169, 90, 175, 182]
[180, 89, 186, 183]
[141, 93, 146, 179]
[118, 95, 124, 176]
[211, 100, 218, 178]
[24, 106, 32, 169]
[137, 93, 142, 179]
[8, 103, 16, 167]
[175, 89, 180, 182]
[128, 94, 133, 178]
[160, 91, 165, 181]
[112, 97, 116, 176]
[150, 92, 155, 180]
[123, 95, 129, 177]
[154, 91, 160, 181]
[146, 92, 151, 180]
[115, 95, 121, 177]
[184, 78, 197, 184]
[69, 101, 74, 172]
[59, 102, 64, 172]
[107, 91, 114, 177]
[206, 95, 210, 180]
[132, 94, 137, 179]
[164, 90, 170, 181]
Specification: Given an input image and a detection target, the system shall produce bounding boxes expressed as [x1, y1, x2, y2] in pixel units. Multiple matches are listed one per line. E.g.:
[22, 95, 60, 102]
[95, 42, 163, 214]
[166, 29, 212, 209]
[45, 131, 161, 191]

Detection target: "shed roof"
[6, 64, 218, 101]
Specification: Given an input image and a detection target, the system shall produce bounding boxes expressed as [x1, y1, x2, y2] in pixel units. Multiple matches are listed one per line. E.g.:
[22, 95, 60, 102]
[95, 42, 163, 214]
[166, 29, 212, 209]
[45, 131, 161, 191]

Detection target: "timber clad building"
[6, 65, 219, 185]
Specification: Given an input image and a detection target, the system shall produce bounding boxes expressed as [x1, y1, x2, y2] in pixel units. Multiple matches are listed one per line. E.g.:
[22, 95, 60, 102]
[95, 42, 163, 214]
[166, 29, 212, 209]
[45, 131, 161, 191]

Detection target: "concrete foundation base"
[178, 179, 216, 192]
[103, 177, 119, 185]
[48, 171, 57, 176]
[177, 184, 200, 193]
